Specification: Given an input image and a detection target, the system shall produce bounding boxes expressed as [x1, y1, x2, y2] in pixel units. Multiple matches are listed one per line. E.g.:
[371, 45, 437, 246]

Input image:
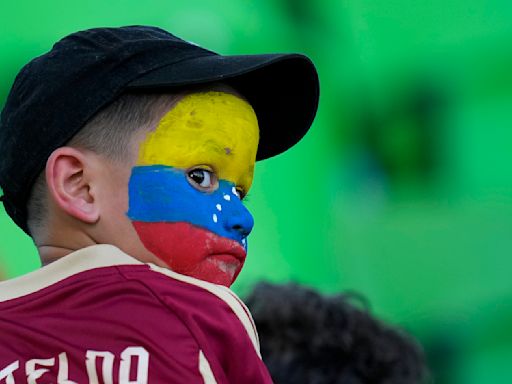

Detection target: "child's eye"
[187, 168, 218, 192]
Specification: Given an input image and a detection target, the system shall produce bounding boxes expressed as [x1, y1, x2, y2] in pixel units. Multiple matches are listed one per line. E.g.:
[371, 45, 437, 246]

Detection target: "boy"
[0, 26, 318, 382]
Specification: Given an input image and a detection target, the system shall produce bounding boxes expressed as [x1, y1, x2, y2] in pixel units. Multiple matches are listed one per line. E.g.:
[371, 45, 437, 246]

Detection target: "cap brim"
[127, 53, 319, 160]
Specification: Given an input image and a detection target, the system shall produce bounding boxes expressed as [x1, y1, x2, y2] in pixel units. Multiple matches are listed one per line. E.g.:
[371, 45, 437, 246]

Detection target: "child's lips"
[206, 235, 246, 261]
[209, 244, 246, 262]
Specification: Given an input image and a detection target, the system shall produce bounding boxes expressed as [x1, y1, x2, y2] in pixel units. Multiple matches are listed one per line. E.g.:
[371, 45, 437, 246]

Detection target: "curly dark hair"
[245, 282, 428, 384]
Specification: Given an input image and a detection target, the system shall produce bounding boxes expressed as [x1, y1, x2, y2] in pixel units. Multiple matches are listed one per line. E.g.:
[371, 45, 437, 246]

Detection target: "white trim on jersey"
[0, 245, 140, 302]
[0, 244, 261, 357]
[198, 350, 217, 384]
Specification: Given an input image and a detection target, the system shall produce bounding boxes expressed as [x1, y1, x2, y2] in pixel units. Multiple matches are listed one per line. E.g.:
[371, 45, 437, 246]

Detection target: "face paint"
[127, 91, 259, 286]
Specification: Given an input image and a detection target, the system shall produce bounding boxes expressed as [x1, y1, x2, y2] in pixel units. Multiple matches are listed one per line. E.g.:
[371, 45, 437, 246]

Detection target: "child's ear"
[45, 147, 100, 224]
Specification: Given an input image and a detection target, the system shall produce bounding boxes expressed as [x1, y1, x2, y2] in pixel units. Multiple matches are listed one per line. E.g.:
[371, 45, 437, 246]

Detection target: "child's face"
[127, 91, 259, 286]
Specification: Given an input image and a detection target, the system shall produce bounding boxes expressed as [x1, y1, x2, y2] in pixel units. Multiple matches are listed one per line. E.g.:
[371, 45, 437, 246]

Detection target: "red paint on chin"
[132, 221, 246, 286]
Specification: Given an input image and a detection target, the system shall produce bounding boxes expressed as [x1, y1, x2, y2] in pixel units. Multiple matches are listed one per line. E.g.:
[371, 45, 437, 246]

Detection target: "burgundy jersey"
[0, 245, 273, 383]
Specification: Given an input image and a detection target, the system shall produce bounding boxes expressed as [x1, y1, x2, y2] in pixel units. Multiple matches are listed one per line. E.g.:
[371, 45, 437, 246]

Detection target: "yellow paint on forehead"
[137, 91, 259, 190]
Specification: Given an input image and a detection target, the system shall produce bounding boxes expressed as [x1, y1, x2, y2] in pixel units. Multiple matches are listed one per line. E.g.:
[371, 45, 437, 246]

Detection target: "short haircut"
[245, 282, 429, 384]
[26, 92, 179, 236]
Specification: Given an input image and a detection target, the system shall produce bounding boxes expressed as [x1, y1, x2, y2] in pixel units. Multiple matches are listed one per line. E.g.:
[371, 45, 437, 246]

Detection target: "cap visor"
[127, 53, 319, 160]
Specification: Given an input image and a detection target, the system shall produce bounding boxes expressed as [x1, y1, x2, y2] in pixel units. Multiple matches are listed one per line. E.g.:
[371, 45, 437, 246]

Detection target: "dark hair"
[245, 282, 429, 384]
[26, 92, 178, 235]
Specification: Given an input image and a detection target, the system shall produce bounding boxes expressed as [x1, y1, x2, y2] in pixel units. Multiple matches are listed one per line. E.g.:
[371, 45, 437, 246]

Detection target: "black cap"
[0, 25, 319, 233]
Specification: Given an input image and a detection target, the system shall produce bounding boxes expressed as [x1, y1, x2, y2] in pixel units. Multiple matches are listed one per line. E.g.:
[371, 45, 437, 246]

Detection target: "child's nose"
[224, 203, 254, 240]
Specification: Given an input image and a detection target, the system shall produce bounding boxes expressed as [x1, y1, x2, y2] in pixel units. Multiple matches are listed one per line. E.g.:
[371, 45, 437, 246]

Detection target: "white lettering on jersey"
[0, 347, 149, 383]
[86, 351, 114, 384]
[26, 357, 55, 383]
[0, 361, 19, 384]
[57, 353, 78, 384]
[119, 347, 149, 384]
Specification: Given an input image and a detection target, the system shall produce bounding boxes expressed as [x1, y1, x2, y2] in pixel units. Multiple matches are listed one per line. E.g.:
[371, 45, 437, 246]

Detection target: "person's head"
[0, 26, 319, 286]
[27, 84, 259, 286]
[245, 282, 429, 383]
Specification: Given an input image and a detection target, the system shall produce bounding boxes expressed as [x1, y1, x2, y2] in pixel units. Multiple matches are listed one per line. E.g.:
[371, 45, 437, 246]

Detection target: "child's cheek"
[132, 221, 246, 286]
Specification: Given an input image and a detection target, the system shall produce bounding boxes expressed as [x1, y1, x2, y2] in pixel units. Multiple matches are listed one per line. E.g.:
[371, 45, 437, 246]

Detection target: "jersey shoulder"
[118, 263, 272, 383]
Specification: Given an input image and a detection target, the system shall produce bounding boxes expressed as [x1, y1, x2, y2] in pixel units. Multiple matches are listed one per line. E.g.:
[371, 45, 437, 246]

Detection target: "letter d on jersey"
[87, 347, 149, 384]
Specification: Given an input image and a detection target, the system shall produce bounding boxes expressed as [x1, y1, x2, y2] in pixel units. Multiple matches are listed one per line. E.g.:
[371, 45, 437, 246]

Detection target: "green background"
[2, 1, 512, 382]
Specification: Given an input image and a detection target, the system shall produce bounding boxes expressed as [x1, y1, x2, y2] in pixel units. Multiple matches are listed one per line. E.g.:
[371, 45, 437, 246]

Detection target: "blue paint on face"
[127, 165, 254, 247]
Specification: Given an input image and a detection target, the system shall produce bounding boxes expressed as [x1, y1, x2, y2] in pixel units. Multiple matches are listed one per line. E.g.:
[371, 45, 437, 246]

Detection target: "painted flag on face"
[126, 91, 259, 286]
[127, 164, 253, 246]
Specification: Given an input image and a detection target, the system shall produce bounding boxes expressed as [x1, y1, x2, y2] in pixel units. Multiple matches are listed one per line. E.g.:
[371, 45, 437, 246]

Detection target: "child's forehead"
[150, 90, 258, 140]
[136, 90, 259, 172]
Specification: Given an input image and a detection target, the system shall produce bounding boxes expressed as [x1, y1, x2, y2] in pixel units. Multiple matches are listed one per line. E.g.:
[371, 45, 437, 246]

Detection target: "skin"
[35, 87, 259, 287]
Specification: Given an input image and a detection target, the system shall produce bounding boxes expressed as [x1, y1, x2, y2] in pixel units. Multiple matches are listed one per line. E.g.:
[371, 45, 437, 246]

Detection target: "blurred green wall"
[2, 1, 512, 382]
